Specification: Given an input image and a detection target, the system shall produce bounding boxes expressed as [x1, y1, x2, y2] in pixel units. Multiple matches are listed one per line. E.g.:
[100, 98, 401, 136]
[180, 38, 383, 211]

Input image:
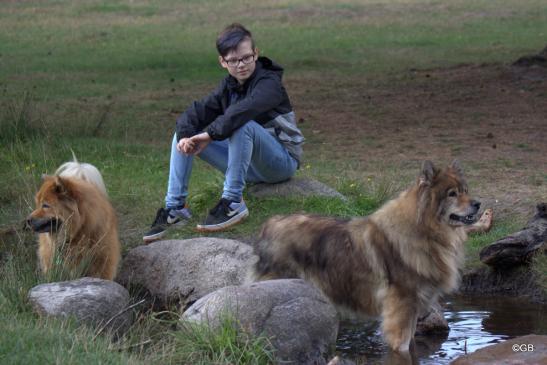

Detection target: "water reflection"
[335, 295, 547, 364]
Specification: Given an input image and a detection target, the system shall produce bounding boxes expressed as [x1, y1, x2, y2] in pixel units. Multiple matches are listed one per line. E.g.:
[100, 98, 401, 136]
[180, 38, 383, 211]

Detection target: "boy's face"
[219, 39, 258, 84]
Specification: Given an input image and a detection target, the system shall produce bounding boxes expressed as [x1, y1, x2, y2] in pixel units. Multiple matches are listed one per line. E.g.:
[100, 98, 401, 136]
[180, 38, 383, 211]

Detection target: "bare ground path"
[289, 62, 547, 221]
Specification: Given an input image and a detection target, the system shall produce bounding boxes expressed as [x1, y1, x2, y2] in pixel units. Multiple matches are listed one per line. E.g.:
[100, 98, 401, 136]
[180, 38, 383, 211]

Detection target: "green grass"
[1, 0, 546, 363]
[0, 296, 142, 365]
[1, 0, 546, 146]
[169, 315, 276, 365]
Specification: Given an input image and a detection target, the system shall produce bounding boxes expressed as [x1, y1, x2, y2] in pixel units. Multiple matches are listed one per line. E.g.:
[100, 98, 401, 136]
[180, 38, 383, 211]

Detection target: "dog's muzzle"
[449, 213, 478, 225]
[26, 217, 62, 233]
[449, 200, 481, 225]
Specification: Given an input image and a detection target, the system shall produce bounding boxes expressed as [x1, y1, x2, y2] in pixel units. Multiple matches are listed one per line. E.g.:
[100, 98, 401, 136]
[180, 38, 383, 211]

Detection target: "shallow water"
[336, 295, 547, 364]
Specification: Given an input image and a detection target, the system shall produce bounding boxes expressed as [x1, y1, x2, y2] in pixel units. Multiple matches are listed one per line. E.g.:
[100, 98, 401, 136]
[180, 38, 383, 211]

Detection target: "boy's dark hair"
[216, 23, 255, 57]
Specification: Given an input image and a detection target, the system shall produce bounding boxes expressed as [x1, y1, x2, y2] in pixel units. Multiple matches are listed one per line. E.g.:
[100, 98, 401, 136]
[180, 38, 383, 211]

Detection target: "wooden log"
[479, 203, 547, 268]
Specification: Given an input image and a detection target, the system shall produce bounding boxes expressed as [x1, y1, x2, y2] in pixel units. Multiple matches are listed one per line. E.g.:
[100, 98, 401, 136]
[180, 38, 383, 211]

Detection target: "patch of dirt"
[288, 61, 547, 221]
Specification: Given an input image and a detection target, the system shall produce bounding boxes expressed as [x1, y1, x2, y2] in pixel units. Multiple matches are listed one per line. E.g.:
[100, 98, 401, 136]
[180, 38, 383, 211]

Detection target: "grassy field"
[1, 0, 546, 363]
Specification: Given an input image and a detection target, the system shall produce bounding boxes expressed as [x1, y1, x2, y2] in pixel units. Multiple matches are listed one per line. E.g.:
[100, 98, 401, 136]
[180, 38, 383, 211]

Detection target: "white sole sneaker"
[143, 230, 166, 243]
[196, 208, 249, 232]
[143, 211, 191, 243]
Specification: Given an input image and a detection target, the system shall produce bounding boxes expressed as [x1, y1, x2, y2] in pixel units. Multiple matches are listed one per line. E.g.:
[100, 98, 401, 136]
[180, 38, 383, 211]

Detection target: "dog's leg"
[75, 240, 108, 280]
[94, 249, 119, 281]
[38, 234, 54, 274]
[381, 286, 418, 353]
[89, 258, 113, 280]
[95, 231, 121, 281]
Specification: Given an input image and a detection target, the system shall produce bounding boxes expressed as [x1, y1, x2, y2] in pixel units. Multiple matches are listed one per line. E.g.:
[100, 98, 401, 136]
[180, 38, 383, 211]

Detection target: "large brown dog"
[27, 160, 120, 280]
[253, 161, 480, 352]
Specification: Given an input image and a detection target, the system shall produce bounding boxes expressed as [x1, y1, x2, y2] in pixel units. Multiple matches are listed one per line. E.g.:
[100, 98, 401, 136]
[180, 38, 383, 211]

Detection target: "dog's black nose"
[471, 200, 481, 210]
[25, 218, 34, 231]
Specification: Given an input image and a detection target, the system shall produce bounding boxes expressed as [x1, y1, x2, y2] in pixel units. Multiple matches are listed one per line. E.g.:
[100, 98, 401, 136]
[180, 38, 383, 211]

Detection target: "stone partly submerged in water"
[415, 301, 449, 335]
[450, 334, 547, 365]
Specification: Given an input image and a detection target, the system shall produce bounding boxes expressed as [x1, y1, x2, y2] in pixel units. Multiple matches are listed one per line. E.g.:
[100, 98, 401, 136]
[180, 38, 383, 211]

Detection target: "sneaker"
[143, 206, 191, 243]
[196, 198, 249, 232]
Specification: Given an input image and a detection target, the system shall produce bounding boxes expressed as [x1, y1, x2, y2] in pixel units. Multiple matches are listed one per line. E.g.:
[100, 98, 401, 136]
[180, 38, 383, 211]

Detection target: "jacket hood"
[226, 56, 284, 91]
[257, 56, 284, 77]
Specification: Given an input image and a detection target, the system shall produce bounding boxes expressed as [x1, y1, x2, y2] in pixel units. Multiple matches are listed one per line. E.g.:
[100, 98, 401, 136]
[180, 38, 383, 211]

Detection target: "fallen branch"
[480, 203, 547, 267]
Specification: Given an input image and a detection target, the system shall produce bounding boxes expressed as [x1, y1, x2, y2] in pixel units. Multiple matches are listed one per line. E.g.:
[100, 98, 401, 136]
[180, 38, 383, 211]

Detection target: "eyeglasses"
[223, 53, 255, 67]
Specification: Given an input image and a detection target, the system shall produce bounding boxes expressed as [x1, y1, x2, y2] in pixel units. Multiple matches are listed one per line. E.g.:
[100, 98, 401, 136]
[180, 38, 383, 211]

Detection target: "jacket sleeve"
[175, 82, 224, 141]
[206, 74, 283, 140]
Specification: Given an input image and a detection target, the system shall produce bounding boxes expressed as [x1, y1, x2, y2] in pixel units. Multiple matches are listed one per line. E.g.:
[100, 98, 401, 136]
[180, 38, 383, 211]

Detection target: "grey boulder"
[183, 279, 339, 365]
[247, 177, 347, 201]
[28, 277, 132, 336]
[117, 238, 257, 307]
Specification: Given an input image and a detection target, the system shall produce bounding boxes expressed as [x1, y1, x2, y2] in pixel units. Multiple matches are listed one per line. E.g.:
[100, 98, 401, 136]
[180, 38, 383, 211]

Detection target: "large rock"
[480, 203, 547, 268]
[247, 177, 347, 201]
[117, 238, 257, 307]
[28, 277, 132, 336]
[183, 279, 339, 365]
[451, 334, 547, 364]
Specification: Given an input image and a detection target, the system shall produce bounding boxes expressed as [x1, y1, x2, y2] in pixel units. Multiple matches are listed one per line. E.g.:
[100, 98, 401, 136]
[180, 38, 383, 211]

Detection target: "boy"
[143, 23, 304, 242]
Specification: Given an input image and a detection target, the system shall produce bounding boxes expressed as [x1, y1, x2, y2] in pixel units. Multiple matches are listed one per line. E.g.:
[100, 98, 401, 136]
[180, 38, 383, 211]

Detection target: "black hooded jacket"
[175, 57, 304, 162]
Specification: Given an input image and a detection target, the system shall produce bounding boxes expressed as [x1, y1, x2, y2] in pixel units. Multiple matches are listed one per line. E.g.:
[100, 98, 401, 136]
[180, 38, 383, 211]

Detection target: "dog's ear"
[419, 160, 436, 187]
[53, 176, 70, 197]
[417, 160, 436, 224]
[449, 159, 465, 179]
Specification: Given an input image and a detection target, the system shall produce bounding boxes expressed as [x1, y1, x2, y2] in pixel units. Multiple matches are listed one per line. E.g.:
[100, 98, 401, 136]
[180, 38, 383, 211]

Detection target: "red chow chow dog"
[27, 158, 120, 280]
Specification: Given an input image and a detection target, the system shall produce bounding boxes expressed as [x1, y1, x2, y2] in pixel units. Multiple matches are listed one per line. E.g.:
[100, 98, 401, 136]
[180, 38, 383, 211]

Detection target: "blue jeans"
[165, 121, 298, 208]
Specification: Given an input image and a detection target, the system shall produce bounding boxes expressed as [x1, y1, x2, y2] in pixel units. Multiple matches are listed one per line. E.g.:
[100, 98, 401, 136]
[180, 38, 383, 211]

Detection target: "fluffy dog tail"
[55, 152, 107, 196]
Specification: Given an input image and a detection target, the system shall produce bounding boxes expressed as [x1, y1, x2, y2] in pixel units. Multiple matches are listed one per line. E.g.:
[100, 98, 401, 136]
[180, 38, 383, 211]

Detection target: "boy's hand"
[176, 138, 195, 155]
[189, 132, 212, 155]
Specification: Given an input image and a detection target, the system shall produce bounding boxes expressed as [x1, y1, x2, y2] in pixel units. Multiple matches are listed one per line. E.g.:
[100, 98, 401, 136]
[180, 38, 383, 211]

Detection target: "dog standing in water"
[253, 161, 480, 352]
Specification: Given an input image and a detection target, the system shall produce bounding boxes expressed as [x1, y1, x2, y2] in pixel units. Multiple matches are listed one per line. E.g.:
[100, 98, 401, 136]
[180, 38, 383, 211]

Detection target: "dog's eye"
[448, 190, 457, 197]
[42, 203, 50, 209]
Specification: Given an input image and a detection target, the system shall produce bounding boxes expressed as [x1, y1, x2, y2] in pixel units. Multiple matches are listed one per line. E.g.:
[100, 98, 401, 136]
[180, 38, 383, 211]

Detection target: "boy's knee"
[237, 120, 261, 135]
[230, 121, 262, 142]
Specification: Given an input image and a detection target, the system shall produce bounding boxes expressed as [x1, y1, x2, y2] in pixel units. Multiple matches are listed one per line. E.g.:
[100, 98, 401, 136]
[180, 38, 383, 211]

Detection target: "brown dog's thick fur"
[253, 161, 480, 352]
[27, 168, 120, 280]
